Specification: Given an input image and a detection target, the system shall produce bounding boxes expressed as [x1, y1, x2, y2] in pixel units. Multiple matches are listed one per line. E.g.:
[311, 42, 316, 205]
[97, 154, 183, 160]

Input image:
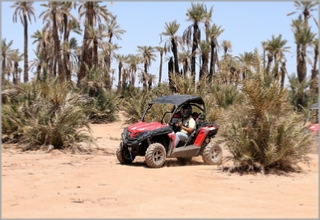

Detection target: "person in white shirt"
[174, 104, 196, 148]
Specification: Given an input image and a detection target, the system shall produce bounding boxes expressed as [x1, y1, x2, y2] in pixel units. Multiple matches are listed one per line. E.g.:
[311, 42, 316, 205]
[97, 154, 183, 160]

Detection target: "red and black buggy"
[116, 94, 223, 168]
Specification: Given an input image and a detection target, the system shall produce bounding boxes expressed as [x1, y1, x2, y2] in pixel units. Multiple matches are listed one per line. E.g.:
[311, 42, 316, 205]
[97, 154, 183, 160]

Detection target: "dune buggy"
[305, 103, 319, 135]
[116, 94, 223, 168]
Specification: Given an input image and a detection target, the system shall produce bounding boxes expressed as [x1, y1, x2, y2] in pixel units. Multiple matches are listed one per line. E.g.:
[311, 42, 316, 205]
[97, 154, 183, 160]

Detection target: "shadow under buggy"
[116, 94, 223, 168]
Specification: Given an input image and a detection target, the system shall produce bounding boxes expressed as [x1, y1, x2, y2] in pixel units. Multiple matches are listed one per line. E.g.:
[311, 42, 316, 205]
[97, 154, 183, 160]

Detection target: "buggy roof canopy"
[150, 94, 205, 106]
[310, 103, 318, 110]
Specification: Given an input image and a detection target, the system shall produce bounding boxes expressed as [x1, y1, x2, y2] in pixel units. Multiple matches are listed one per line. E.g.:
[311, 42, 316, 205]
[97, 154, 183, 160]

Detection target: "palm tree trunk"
[266, 53, 273, 76]
[209, 41, 215, 82]
[280, 61, 287, 90]
[79, 2, 94, 85]
[172, 39, 179, 75]
[52, 11, 63, 79]
[14, 62, 19, 85]
[143, 63, 147, 91]
[191, 23, 199, 80]
[117, 63, 122, 93]
[310, 46, 318, 93]
[158, 51, 163, 84]
[104, 56, 111, 90]
[2, 59, 6, 85]
[63, 13, 71, 81]
[23, 13, 28, 83]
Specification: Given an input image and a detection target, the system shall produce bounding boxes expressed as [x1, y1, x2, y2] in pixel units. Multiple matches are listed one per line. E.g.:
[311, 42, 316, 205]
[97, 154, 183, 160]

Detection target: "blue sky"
[1, 1, 319, 87]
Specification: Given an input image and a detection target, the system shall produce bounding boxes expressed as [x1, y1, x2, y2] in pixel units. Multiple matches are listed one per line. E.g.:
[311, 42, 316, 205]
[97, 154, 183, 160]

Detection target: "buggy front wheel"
[145, 143, 166, 168]
[116, 142, 135, 164]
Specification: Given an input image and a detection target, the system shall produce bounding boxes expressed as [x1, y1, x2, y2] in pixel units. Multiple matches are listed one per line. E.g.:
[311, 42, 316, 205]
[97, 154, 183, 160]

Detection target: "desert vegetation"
[1, 1, 319, 174]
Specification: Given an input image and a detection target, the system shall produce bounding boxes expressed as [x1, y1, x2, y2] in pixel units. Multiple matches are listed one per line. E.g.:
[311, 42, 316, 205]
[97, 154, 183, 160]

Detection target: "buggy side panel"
[194, 123, 219, 147]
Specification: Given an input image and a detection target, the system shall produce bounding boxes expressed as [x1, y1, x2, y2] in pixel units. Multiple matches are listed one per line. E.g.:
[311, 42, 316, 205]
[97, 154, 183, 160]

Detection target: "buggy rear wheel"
[145, 143, 166, 168]
[202, 142, 222, 165]
[116, 142, 135, 164]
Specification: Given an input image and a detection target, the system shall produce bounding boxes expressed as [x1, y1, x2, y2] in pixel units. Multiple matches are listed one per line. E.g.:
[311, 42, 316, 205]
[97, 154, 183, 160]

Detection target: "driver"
[174, 104, 196, 148]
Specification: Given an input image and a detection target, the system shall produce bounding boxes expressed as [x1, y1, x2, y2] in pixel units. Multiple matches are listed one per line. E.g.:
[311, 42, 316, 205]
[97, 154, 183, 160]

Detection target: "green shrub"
[220, 71, 314, 174]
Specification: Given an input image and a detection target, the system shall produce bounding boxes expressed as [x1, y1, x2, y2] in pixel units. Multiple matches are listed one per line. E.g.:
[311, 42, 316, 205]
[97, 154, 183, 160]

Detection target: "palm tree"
[10, 50, 24, 84]
[235, 51, 258, 80]
[137, 46, 156, 91]
[310, 38, 318, 93]
[147, 74, 156, 90]
[295, 26, 315, 83]
[198, 40, 210, 79]
[203, 5, 214, 43]
[114, 54, 127, 92]
[221, 40, 232, 58]
[126, 54, 141, 87]
[184, 3, 207, 78]
[102, 42, 120, 89]
[264, 34, 290, 79]
[60, 2, 80, 81]
[154, 46, 165, 84]
[1, 39, 15, 85]
[61, 37, 80, 81]
[105, 16, 125, 88]
[39, 2, 63, 78]
[287, 1, 319, 28]
[11, 1, 36, 83]
[160, 20, 182, 75]
[261, 41, 268, 70]
[78, 1, 114, 84]
[31, 27, 51, 75]
[178, 50, 191, 76]
[207, 23, 224, 82]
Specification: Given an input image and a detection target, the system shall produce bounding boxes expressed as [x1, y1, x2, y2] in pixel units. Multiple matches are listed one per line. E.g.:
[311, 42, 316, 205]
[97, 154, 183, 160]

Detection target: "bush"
[2, 76, 96, 152]
[220, 71, 314, 174]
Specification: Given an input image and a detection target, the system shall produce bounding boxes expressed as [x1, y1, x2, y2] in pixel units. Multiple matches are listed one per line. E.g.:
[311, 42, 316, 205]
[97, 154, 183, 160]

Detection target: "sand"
[2, 118, 319, 218]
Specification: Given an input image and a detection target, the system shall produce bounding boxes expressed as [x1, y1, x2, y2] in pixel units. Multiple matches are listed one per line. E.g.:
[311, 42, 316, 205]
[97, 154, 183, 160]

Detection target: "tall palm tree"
[160, 20, 182, 75]
[154, 46, 165, 84]
[265, 34, 290, 79]
[39, 2, 63, 78]
[60, 2, 80, 81]
[78, 1, 114, 84]
[61, 37, 80, 81]
[294, 26, 315, 83]
[310, 38, 318, 93]
[203, 5, 214, 43]
[10, 49, 24, 84]
[102, 42, 120, 89]
[261, 41, 268, 70]
[11, 1, 36, 83]
[105, 16, 125, 88]
[1, 39, 15, 85]
[198, 40, 210, 79]
[137, 46, 156, 91]
[235, 51, 258, 80]
[31, 27, 51, 75]
[86, 24, 108, 67]
[126, 54, 142, 87]
[114, 54, 127, 92]
[178, 50, 191, 76]
[221, 40, 232, 58]
[184, 2, 207, 78]
[207, 23, 224, 82]
[288, 1, 319, 28]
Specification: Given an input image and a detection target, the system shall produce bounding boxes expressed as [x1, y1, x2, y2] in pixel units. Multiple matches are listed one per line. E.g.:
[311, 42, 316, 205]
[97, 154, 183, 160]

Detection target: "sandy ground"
[2, 117, 319, 218]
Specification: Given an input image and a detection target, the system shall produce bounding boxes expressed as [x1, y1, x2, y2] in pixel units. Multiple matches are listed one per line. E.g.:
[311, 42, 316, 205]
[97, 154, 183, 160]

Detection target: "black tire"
[202, 142, 222, 165]
[116, 142, 135, 164]
[145, 143, 166, 168]
[177, 157, 192, 165]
